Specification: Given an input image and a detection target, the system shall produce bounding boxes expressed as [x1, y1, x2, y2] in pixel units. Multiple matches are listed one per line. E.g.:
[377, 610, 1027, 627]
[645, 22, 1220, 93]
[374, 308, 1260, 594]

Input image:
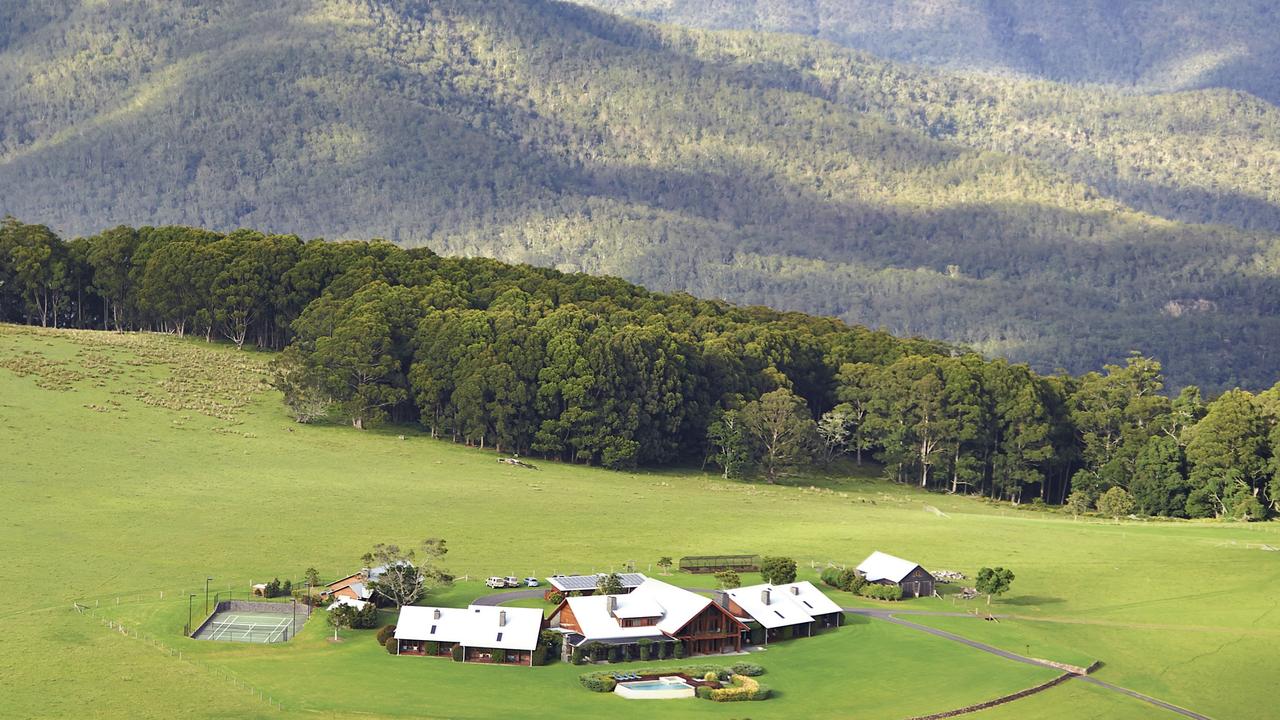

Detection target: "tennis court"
[191, 600, 309, 644]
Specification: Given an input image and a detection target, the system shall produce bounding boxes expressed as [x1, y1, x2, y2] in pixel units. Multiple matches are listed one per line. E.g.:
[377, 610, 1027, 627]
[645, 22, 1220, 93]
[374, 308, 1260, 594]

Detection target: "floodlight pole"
[205, 576, 213, 617]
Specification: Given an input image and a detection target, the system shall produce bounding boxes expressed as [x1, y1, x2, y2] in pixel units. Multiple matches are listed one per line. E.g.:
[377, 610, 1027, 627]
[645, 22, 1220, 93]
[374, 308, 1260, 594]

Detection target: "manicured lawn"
[3, 324, 1277, 718]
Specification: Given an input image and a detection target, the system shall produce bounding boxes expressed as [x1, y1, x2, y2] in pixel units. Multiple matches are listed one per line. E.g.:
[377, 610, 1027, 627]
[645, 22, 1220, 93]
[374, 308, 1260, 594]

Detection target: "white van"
[485, 576, 506, 589]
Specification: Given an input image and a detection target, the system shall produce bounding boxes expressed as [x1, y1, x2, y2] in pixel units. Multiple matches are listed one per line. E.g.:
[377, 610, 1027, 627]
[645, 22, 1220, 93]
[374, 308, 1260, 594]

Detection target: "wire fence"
[73, 600, 288, 711]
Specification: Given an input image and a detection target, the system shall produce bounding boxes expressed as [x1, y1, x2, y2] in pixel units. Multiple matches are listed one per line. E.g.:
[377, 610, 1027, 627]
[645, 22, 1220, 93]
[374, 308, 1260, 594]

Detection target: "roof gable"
[561, 578, 712, 640]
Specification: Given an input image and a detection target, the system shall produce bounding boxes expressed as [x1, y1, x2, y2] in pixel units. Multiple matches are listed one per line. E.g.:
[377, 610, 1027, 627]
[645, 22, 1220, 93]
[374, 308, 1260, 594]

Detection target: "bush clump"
[857, 584, 903, 601]
[375, 624, 397, 645]
[450, 645, 464, 662]
[383, 637, 397, 654]
[580, 675, 617, 693]
[710, 675, 762, 702]
[695, 686, 713, 699]
[729, 662, 765, 676]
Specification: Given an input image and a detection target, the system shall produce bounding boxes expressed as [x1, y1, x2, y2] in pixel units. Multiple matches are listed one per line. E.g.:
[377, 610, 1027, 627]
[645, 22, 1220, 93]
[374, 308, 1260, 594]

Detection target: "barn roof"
[857, 551, 925, 583]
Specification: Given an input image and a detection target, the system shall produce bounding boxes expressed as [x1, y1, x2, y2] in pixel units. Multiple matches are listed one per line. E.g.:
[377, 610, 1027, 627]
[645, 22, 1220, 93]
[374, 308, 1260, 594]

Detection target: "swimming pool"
[614, 676, 696, 700]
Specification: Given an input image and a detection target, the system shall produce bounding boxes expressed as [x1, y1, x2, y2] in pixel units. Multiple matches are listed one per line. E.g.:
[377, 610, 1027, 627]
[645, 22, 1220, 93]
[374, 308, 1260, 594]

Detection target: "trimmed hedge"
[729, 662, 765, 677]
[450, 645, 464, 662]
[375, 624, 397, 645]
[710, 675, 764, 702]
[384, 637, 397, 655]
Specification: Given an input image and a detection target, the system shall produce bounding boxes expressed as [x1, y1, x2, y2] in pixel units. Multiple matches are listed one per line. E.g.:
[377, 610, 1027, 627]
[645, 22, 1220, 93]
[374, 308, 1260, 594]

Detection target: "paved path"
[474, 589, 1210, 719]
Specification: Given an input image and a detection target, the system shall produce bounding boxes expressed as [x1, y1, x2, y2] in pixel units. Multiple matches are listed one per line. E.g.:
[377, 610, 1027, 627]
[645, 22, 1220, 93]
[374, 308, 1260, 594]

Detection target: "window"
[496, 632, 503, 642]
[430, 625, 437, 634]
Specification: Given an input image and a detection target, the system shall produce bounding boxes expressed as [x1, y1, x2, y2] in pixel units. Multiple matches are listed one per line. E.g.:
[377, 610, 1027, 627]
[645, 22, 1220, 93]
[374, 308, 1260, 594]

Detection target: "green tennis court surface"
[192, 610, 303, 643]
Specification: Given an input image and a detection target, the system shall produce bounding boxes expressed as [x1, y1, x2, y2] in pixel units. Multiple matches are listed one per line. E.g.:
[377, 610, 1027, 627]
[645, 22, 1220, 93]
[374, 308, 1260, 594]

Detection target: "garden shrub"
[384, 637, 397, 654]
[375, 624, 397, 645]
[729, 662, 765, 676]
[425, 640, 439, 655]
[838, 568, 865, 593]
[858, 584, 903, 601]
[580, 675, 617, 692]
[570, 647, 586, 664]
[820, 567, 840, 587]
[532, 644, 548, 666]
[673, 642, 685, 659]
[703, 671, 718, 682]
[450, 645, 464, 662]
[709, 675, 761, 702]
[607, 646, 621, 663]
[638, 639, 652, 660]
[351, 602, 380, 629]
[695, 686, 713, 700]
[750, 683, 772, 700]
[547, 591, 564, 605]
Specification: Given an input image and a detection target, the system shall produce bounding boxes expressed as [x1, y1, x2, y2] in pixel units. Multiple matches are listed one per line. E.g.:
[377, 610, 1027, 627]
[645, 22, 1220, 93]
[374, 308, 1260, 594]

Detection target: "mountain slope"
[1, 0, 1279, 390]
[579, 0, 1280, 104]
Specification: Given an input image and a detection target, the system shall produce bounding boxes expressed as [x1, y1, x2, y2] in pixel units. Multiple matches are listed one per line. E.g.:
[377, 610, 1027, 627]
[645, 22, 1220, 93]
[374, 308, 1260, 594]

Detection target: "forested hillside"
[581, 0, 1280, 104]
[4, 218, 1279, 521]
[2, 0, 1280, 391]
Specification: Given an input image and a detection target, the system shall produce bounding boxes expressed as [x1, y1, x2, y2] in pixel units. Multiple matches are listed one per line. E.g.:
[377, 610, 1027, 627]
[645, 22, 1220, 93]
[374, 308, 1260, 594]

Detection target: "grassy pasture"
[2, 324, 1278, 719]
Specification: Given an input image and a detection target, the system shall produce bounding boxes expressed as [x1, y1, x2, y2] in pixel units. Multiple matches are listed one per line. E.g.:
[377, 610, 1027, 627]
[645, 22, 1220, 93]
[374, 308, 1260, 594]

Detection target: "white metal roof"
[327, 597, 370, 611]
[394, 605, 543, 651]
[726, 581, 842, 629]
[856, 551, 924, 583]
[612, 596, 665, 619]
[561, 578, 712, 641]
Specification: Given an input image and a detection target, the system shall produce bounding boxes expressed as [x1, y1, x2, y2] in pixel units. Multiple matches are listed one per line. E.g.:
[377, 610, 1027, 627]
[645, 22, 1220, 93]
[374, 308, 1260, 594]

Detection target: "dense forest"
[1, 0, 1280, 392]
[583, 0, 1280, 104]
[3, 218, 1279, 521]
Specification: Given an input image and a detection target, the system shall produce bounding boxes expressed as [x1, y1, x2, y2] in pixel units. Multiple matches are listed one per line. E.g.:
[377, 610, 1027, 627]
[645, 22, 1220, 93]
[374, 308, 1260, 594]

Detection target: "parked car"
[504, 576, 520, 588]
[524, 577, 539, 587]
[485, 577, 506, 589]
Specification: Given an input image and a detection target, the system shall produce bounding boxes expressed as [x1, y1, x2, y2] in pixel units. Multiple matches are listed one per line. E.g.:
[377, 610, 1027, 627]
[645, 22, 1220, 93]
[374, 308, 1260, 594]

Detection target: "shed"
[856, 551, 935, 598]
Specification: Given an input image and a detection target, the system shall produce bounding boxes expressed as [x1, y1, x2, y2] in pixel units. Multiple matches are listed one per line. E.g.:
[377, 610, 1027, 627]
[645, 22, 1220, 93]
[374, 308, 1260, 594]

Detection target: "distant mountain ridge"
[1, 0, 1279, 391]
[578, 0, 1280, 104]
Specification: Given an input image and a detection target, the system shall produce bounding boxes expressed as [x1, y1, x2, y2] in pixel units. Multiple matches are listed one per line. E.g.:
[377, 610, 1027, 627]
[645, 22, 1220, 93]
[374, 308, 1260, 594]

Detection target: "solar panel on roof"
[549, 573, 647, 590]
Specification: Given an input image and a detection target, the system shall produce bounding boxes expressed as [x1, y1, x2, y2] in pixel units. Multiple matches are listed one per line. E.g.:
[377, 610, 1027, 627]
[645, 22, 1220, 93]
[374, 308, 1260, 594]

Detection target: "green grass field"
[3, 324, 1277, 719]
